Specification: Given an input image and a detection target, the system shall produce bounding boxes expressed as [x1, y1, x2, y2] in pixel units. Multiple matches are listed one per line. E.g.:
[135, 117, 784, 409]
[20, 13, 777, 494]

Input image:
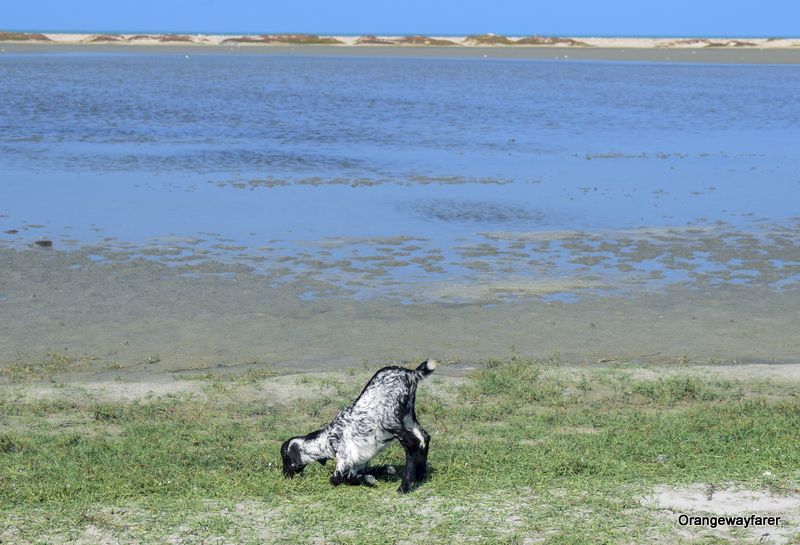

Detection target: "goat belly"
[337, 427, 394, 465]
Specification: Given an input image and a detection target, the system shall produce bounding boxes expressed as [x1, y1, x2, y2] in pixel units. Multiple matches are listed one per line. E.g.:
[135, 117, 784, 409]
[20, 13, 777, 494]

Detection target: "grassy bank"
[1, 359, 798, 544]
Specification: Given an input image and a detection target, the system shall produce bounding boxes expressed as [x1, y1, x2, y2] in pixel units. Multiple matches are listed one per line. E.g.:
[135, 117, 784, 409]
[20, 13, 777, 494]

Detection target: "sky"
[3, 0, 799, 37]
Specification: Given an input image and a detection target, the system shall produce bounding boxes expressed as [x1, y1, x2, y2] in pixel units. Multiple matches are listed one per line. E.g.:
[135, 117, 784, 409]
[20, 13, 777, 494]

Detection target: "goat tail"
[414, 359, 438, 380]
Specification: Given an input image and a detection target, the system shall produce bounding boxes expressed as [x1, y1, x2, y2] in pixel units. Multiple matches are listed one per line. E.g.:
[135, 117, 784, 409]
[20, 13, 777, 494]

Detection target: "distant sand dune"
[354, 35, 458, 46]
[395, 35, 458, 46]
[0, 31, 51, 41]
[220, 34, 343, 45]
[155, 34, 197, 43]
[657, 38, 759, 48]
[0, 30, 797, 49]
[464, 33, 517, 45]
[83, 34, 125, 43]
[515, 36, 588, 46]
[355, 35, 402, 45]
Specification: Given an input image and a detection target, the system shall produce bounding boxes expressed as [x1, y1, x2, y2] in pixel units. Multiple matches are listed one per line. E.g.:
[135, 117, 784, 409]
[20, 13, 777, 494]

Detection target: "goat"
[281, 359, 437, 493]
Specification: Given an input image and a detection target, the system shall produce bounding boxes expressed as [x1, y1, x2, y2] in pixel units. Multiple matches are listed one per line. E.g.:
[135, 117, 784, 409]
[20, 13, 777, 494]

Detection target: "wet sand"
[1, 242, 798, 377]
[4, 43, 800, 64]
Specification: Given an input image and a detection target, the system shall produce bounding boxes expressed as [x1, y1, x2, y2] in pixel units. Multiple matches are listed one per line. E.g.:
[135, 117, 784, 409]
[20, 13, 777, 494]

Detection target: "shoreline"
[2, 32, 799, 47]
[2, 244, 798, 372]
[1, 31, 800, 63]
[4, 42, 800, 63]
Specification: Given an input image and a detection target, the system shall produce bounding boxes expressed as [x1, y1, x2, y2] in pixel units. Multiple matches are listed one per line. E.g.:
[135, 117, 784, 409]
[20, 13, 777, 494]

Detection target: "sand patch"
[15, 380, 203, 402]
[427, 276, 604, 300]
[626, 364, 800, 384]
[643, 484, 800, 544]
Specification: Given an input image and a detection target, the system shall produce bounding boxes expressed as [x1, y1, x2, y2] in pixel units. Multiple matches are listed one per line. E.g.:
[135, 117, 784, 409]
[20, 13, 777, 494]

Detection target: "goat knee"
[331, 468, 374, 487]
[330, 470, 346, 486]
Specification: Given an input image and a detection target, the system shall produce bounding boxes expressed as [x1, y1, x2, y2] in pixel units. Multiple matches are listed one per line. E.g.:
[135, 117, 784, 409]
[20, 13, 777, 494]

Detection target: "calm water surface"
[1, 53, 798, 300]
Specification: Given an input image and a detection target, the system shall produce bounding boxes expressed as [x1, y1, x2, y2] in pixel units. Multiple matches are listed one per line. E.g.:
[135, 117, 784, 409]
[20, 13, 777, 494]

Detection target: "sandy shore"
[2, 244, 798, 373]
[2, 32, 800, 63]
[5, 43, 800, 63]
[3, 32, 799, 48]
[1, 39, 798, 372]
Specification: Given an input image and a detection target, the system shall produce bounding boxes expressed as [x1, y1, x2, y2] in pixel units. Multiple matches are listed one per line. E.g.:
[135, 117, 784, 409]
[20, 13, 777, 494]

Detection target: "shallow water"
[1, 52, 799, 369]
[2, 52, 799, 303]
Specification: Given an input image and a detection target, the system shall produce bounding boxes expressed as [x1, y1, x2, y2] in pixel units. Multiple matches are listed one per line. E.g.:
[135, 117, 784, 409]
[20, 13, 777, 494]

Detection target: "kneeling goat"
[281, 359, 436, 493]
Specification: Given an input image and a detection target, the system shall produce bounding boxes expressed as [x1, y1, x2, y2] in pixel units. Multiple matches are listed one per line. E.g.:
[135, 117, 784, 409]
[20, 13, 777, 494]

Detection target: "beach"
[1, 50, 799, 372]
[2, 241, 799, 374]
[1, 39, 799, 544]
[2, 31, 800, 63]
[3, 32, 799, 48]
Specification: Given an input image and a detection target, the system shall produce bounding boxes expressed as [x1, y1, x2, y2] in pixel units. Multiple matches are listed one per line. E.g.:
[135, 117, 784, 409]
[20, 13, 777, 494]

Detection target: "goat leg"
[365, 464, 396, 478]
[414, 427, 431, 482]
[330, 468, 376, 487]
[396, 430, 422, 493]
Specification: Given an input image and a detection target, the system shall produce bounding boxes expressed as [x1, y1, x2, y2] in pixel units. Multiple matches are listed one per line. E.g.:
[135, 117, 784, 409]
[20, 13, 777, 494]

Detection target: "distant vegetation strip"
[0, 31, 52, 41]
[0, 31, 792, 48]
[0, 31, 587, 46]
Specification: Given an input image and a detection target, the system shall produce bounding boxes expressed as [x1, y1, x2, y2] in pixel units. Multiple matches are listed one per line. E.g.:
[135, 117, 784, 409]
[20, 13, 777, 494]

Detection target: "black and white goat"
[281, 359, 437, 493]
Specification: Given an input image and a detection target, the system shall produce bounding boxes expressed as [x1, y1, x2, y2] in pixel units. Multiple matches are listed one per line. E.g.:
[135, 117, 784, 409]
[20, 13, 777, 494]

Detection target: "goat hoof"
[385, 465, 396, 476]
[363, 474, 377, 487]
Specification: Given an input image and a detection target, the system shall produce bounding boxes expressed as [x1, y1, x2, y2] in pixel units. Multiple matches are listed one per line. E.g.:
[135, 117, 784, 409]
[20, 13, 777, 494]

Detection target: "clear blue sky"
[4, 0, 799, 37]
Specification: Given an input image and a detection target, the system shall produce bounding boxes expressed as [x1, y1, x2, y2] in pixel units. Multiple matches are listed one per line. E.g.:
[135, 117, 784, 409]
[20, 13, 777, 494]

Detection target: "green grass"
[1, 360, 798, 544]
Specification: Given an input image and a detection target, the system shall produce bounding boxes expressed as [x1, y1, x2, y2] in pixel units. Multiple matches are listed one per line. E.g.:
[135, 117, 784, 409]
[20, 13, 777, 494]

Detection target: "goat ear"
[317, 458, 327, 466]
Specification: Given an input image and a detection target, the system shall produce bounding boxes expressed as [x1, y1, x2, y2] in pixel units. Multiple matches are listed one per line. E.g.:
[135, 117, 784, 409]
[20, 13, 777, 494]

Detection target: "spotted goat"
[281, 359, 437, 493]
